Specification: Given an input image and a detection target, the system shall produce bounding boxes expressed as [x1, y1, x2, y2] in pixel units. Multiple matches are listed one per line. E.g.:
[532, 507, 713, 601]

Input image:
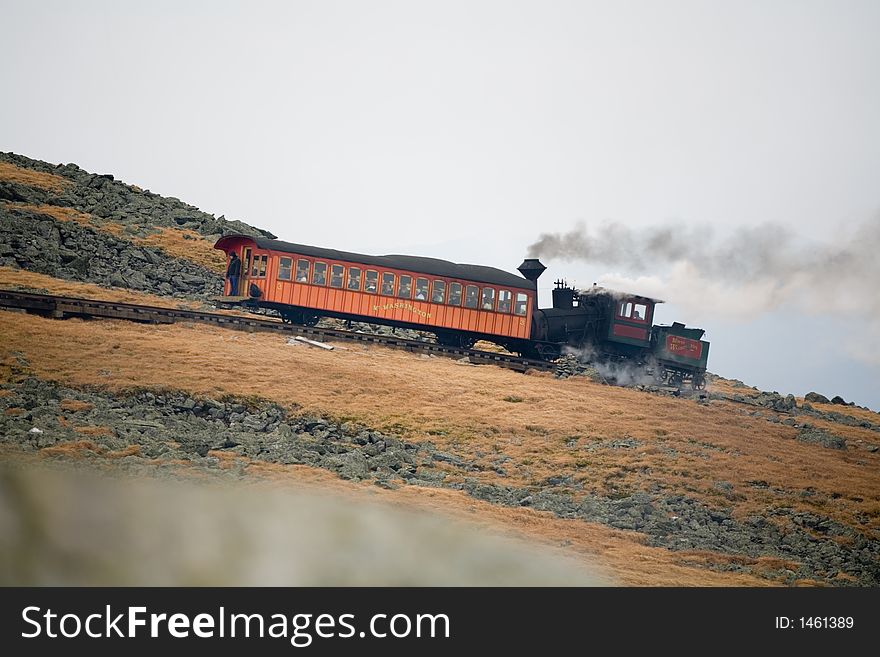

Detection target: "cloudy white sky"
[2, 0, 879, 407]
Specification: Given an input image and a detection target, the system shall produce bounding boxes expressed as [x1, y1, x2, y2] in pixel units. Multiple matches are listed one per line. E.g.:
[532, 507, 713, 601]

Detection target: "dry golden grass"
[39, 440, 102, 458]
[707, 377, 758, 397]
[2, 309, 878, 542]
[0, 162, 69, 192]
[4, 307, 878, 585]
[207, 449, 248, 470]
[73, 425, 114, 437]
[2, 202, 94, 227]
[59, 399, 93, 412]
[0, 266, 203, 310]
[106, 445, 141, 458]
[473, 340, 512, 354]
[37, 439, 138, 459]
[0, 266, 278, 327]
[136, 227, 227, 274]
[2, 202, 219, 272]
[3, 201, 129, 240]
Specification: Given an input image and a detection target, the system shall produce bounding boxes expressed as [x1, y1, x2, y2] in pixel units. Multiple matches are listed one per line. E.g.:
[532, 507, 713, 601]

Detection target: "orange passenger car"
[215, 235, 536, 349]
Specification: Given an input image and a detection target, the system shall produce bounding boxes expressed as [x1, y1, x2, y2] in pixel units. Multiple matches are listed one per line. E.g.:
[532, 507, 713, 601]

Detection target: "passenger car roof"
[218, 235, 535, 291]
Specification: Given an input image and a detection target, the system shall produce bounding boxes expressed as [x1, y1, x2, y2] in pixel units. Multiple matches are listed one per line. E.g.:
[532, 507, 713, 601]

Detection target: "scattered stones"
[553, 354, 601, 380]
[793, 403, 880, 433]
[805, 392, 830, 404]
[754, 392, 797, 411]
[797, 428, 847, 450]
[322, 317, 433, 343]
[2, 376, 877, 586]
[712, 388, 880, 433]
[579, 437, 642, 451]
[0, 378, 423, 488]
[459, 480, 879, 585]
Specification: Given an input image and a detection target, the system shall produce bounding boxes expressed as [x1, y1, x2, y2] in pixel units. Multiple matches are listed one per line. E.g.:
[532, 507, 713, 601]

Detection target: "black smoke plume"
[528, 218, 880, 363]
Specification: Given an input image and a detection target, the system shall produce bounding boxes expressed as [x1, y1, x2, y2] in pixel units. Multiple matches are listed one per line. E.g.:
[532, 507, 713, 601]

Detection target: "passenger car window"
[464, 285, 479, 309]
[481, 287, 495, 311]
[415, 278, 429, 301]
[295, 259, 310, 283]
[313, 262, 327, 285]
[431, 280, 446, 304]
[347, 267, 361, 290]
[448, 282, 462, 306]
[329, 264, 344, 288]
[398, 275, 412, 298]
[497, 290, 512, 313]
[514, 293, 528, 316]
[252, 254, 267, 278]
[381, 272, 395, 296]
[278, 257, 292, 281]
[365, 270, 378, 293]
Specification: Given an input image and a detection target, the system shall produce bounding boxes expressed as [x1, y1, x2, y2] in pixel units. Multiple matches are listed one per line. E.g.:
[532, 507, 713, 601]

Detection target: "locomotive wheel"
[692, 375, 707, 390]
[535, 343, 561, 361]
[280, 311, 299, 325]
[435, 331, 475, 349]
[280, 309, 321, 326]
[669, 373, 684, 387]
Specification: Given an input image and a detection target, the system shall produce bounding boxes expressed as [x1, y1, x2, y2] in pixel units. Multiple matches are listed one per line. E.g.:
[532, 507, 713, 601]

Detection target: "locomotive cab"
[606, 294, 656, 349]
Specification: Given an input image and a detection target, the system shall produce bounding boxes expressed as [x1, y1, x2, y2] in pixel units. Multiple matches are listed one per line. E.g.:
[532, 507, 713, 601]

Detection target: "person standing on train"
[226, 252, 241, 296]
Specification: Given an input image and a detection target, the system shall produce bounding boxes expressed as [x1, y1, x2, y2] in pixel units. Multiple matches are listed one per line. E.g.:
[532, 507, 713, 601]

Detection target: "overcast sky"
[2, 0, 879, 407]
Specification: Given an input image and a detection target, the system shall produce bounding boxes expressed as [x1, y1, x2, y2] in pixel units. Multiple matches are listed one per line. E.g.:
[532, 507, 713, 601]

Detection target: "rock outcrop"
[0, 151, 275, 299]
[1, 151, 274, 240]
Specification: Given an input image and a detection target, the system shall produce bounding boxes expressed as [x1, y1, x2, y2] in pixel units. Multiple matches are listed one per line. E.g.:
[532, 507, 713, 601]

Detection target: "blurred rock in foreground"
[0, 464, 607, 586]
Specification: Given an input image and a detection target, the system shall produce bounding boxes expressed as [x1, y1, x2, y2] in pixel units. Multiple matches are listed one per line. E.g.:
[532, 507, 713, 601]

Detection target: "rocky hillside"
[0, 152, 273, 299]
[2, 371, 878, 586]
[1, 308, 878, 586]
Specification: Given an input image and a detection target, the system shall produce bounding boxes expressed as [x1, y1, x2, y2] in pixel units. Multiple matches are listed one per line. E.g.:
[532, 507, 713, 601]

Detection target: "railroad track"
[0, 289, 554, 374]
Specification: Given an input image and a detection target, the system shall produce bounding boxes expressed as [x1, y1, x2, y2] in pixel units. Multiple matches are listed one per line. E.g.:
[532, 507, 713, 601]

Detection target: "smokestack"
[518, 258, 546, 283]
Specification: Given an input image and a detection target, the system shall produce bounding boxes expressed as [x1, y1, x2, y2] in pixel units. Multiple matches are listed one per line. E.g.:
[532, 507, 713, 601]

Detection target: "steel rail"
[0, 289, 554, 374]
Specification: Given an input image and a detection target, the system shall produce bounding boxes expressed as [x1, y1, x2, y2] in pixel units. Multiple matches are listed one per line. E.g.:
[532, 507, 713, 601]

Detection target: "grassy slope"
[0, 161, 68, 192]
[1, 304, 878, 586]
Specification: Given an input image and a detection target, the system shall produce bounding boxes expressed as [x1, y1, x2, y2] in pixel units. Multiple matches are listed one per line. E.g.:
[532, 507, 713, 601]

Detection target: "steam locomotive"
[520, 260, 709, 388]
